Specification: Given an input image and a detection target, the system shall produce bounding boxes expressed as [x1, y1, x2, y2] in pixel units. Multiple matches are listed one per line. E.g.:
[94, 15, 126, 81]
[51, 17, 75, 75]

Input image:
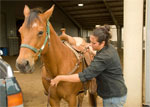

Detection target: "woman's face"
[90, 35, 105, 51]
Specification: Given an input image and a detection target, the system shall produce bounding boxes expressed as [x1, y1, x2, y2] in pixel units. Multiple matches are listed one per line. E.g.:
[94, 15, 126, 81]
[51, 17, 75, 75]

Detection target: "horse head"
[16, 5, 54, 73]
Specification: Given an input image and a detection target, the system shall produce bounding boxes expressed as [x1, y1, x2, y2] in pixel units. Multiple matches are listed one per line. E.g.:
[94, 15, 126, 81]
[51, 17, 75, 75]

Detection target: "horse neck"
[41, 24, 74, 76]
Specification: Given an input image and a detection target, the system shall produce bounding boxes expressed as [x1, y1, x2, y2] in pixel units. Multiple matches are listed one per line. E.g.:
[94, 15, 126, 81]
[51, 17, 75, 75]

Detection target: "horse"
[16, 4, 97, 107]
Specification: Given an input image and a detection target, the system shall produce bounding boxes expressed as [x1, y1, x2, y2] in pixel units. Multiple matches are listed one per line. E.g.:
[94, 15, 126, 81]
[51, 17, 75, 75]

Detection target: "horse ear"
[44, 5, 55, 20]
[24, 5, 30, 17]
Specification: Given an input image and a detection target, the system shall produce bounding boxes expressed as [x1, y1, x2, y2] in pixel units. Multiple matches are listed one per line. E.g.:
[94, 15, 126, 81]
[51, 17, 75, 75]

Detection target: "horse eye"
[38, 31, 43, 36]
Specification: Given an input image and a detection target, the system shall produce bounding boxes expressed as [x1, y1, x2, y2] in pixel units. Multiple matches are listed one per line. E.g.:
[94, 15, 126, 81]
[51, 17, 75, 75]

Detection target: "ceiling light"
[78, 4, 84, 7]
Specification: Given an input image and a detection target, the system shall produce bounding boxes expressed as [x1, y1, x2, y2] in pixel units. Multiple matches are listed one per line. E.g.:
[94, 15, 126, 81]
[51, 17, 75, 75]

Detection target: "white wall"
[122, 27, 145, 49]
[110, 25, 117, 41]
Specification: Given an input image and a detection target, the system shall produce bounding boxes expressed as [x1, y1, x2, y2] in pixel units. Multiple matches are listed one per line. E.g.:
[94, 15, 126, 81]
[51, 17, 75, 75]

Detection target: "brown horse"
[16, 5, 97, 107]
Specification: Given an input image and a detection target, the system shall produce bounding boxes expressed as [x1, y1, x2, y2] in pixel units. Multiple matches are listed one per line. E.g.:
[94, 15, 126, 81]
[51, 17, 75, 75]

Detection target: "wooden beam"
[77, 18, 112, 22]
[69, 9, 107, 15]
[57, 1, 104, 8]
[80, 21, 114, 25]
[57, 1, 123, 8]
[74, 13, 110, 18]
[103, 0, 119, 26]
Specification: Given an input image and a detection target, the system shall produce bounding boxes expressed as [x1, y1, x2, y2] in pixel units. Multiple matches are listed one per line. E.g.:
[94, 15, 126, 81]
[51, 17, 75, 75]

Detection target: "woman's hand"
[50, 74, 80, 87]
[50, 76, 61, 87]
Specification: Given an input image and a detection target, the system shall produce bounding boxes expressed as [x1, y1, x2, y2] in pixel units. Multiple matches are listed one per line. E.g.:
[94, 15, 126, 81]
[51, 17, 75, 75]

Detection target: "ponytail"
[93, 25, 112, 46]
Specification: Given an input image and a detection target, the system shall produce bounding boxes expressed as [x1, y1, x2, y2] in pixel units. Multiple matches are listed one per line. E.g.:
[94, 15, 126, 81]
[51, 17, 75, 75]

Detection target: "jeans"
[103, 94, 127, 107]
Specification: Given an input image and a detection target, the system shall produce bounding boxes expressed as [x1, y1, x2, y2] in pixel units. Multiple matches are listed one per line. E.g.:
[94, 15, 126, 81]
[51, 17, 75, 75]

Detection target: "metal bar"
[145, 0, 150, 105]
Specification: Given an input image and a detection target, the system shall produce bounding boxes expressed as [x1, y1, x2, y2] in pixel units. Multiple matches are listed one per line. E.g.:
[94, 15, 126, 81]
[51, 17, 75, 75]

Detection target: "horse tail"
[88, 92, 97, 107]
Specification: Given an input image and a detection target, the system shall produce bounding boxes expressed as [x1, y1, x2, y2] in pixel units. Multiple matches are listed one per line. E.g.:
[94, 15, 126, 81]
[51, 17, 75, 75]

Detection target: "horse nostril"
[22, 60, 29, 67]
[16, 60, 30, 71]
[16, 62, 25, 71]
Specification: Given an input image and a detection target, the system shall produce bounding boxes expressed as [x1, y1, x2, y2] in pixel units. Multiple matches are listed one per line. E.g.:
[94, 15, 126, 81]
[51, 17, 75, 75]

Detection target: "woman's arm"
[50, 74, 80, 87]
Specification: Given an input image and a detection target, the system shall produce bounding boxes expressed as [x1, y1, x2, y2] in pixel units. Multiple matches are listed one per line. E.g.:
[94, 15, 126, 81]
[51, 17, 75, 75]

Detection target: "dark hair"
[26, 8, 43, 28]
[92, 25, 112, 46]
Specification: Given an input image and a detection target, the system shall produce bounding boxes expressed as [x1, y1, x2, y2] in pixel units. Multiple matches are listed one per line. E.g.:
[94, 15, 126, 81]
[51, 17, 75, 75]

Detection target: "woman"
[51, 25, 127, 107]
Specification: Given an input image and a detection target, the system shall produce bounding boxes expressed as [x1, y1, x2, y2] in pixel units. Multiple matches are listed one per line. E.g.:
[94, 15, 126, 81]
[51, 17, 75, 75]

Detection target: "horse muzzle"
[16, 59, 33, 73]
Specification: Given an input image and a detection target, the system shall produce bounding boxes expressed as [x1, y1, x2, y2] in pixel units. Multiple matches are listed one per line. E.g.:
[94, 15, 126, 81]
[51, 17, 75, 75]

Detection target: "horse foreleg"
[77, 93, 84, 107]
[67, 95, 77, 107]
[49, 97, 60, 107]
[88, 92, 97, 107]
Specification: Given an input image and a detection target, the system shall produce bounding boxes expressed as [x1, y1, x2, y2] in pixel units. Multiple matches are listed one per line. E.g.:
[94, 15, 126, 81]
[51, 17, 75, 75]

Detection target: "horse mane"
[26, 8, 43, 28]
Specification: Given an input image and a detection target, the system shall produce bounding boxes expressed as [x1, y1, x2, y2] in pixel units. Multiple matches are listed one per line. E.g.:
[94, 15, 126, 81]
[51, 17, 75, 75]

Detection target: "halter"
[20, 21, 50, 58]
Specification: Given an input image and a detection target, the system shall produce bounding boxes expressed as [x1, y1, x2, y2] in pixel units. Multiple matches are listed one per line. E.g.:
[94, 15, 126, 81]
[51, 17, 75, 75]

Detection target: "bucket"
[1, 48, 8, 56]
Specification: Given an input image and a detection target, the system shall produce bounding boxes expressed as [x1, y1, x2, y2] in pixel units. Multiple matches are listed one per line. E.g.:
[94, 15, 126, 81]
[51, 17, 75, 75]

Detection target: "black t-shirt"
[79, 44, 127, 99]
